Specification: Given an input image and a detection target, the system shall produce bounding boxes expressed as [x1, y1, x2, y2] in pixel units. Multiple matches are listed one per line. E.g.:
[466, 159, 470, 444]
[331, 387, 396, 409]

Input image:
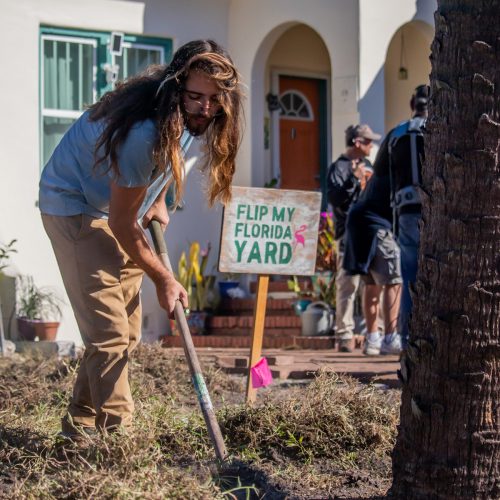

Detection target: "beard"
[183, 111, 213, 136]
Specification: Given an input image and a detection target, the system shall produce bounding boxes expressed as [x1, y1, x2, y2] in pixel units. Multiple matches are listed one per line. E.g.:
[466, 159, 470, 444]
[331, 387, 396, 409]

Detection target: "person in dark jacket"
[372, 85, 428, 349]
[343, 158, 402, 356]
[327, 124, 380, 352]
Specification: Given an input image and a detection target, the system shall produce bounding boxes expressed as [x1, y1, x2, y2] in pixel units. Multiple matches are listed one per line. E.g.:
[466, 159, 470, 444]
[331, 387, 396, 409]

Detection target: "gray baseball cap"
[346, 124, 381, 144]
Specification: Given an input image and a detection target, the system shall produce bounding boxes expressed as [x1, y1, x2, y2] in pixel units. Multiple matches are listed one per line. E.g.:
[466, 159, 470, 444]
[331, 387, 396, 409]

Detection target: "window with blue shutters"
[40, 27, 172, 168]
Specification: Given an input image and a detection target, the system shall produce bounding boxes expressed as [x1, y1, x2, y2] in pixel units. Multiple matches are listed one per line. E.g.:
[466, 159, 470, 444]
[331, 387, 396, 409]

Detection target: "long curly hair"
[88, 39, 243, 207]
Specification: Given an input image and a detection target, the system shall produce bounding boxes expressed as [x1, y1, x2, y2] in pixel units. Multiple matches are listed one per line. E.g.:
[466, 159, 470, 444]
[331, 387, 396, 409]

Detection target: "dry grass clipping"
[222, 369, 398, 467]
[0, 344, 399, 498]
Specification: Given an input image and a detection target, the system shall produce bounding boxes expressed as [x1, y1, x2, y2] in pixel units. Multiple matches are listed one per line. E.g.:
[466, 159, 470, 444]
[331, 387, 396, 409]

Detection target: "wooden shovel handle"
[148, 220, 228, 462]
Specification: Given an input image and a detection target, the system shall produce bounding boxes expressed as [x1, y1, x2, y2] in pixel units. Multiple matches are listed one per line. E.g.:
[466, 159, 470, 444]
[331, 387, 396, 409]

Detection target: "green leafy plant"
[313, 212, 337, 307]
[176, 242, 216, 311]
[16, 275, 63, 321]
[0, 239, 17, 273]
[220, 272, 239, 282]
[264, 177, 279, 188]
[316, 212, 336, 272]
[311, 273, 336, 308]
[287, 276, 313, 298]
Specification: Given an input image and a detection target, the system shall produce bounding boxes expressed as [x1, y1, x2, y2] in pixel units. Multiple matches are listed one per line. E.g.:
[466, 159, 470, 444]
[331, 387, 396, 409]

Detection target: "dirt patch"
[0, 343, 400, 498]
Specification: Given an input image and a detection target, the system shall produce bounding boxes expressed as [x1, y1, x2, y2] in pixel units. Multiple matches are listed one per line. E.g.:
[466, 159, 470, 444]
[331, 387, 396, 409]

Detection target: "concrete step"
[215, 351, 400, 385]
[162, 347, 400, 387]
[221, 364, 399, 384]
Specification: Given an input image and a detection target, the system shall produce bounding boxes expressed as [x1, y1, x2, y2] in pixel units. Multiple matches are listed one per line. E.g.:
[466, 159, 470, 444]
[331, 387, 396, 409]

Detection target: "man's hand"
[109, 183, 185, 319]
[352, 159, 366, 182]
[155, 273, 189, 319]
[142, 199, 169, 232]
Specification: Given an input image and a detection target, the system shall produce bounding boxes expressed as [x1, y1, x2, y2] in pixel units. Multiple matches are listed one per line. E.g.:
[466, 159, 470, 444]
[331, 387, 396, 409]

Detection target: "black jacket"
[343, 173, 393, 275]
[373, 118, 425, 215]
[327, 154, 366, 240]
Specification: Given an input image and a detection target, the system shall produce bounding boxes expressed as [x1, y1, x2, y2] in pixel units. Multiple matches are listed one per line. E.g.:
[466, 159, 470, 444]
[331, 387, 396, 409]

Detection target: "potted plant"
[310, 273, 336, 308]
[217, 273, 241, 299]
[287, 275, 314, 315]
[316, 211, 337, 273]
[175, 241, 216, 335]
[0, 239, 17, 274]
[16, 275, 63, 341]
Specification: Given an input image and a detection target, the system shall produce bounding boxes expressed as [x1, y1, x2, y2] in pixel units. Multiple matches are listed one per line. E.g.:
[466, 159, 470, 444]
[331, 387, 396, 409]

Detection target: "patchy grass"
[0, 344, 399, 498]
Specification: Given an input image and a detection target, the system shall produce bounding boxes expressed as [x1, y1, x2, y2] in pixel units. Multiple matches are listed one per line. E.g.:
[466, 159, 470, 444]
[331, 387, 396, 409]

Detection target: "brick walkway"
[167, 346, 401, 388]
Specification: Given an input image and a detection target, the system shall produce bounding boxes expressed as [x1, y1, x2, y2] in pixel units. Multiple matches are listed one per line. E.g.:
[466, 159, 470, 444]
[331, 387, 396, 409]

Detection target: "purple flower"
[200, 242, 211, 257]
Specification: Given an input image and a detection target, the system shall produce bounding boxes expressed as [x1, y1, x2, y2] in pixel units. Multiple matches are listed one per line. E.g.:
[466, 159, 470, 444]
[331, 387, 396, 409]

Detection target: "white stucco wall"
[267, 25, 331, 75]
[358, 0, 436, 135]
[385, 21, 433, 130]
[227, 0, 360, 187]
[0, 0, 229, 345]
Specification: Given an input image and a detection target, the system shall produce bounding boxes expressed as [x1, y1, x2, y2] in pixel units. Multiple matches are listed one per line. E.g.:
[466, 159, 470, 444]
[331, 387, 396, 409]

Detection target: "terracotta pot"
[16, 318, 59, 341]
[34, 321, 59, 341]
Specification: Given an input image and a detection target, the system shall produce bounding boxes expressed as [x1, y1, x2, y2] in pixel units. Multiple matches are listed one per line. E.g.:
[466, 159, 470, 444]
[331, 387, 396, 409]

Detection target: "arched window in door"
[279, 90, 314, 121]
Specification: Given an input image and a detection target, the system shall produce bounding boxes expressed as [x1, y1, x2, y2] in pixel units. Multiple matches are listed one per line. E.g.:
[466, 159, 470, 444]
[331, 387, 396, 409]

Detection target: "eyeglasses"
[182, 88, 224, 116]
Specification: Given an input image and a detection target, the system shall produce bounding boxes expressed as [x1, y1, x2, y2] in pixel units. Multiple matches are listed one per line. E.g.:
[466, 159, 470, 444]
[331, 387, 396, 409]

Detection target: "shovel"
[148, 220, 227, 463]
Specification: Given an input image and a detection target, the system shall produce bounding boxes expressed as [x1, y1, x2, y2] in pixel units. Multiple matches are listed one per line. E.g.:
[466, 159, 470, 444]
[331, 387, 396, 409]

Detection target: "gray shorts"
[362, 229, 402, 286]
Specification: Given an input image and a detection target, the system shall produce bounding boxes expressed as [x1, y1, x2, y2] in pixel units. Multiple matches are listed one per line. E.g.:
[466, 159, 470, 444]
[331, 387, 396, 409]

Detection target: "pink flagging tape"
[251, 357, 273, 388]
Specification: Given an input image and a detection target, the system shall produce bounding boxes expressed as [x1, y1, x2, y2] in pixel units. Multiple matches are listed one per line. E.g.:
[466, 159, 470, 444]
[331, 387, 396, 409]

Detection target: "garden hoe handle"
[148, 220, 228, 463]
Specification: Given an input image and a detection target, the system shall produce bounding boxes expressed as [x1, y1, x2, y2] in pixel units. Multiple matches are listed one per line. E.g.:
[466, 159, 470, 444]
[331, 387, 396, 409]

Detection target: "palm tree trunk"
[391, 1, 500, 498]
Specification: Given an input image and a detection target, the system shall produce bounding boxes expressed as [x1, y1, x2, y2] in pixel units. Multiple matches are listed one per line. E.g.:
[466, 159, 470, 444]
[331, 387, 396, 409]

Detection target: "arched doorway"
[278, 77, 321, 190]
[384, 21, 433, 131]
[266, 24, 331, 193]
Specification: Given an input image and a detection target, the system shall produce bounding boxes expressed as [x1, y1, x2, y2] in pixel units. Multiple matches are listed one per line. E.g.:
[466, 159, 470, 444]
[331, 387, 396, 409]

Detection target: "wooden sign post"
[219, 186, 322, 403]
[245, 274, 269, 403]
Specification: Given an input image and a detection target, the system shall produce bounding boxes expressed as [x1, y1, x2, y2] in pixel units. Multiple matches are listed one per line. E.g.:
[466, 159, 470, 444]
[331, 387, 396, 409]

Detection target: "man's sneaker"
[363, 335, 382, 356]
[338, 338, 353, 353]
[380, 334, 402, 355]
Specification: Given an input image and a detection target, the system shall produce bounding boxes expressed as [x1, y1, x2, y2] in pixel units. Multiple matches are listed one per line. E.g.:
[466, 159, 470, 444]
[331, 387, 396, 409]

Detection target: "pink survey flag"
[251, 357, 273, 389]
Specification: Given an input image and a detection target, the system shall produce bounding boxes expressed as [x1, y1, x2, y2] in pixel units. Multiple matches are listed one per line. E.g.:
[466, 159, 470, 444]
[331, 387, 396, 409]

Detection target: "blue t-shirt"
[39, 110, 193, 220]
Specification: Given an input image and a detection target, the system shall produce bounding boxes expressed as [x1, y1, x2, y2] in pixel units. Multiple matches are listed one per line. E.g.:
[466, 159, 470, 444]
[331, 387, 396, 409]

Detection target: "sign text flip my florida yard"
[219, 186, 322, 275]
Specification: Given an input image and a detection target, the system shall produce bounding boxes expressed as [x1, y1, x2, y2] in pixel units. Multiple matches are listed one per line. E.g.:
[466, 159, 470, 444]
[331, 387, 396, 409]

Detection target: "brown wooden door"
[279, 76, 321, 190]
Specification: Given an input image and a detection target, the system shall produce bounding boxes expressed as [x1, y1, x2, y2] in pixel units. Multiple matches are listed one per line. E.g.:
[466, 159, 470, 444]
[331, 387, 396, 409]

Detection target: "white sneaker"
[363, 335, 382, 356]
[380, 334, 402, 355]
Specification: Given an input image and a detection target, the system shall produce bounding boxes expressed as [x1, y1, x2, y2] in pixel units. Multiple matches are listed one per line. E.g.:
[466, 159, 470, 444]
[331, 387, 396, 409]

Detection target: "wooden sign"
[219, 186, 322, 276]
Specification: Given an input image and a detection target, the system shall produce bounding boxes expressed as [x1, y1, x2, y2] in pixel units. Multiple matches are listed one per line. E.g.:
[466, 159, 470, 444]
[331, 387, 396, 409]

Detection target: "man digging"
[39, 40, 243, 439]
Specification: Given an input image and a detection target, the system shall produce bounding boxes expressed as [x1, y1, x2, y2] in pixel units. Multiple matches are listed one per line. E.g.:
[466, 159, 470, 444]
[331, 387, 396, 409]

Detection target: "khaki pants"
[42, 214, 143, 431]
[335, 239, 361, 340]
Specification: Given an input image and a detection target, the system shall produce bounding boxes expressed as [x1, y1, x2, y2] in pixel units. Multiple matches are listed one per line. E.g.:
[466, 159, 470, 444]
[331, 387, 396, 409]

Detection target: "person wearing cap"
[326, 124, 380, 352]
[372, 85, 429, 350]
